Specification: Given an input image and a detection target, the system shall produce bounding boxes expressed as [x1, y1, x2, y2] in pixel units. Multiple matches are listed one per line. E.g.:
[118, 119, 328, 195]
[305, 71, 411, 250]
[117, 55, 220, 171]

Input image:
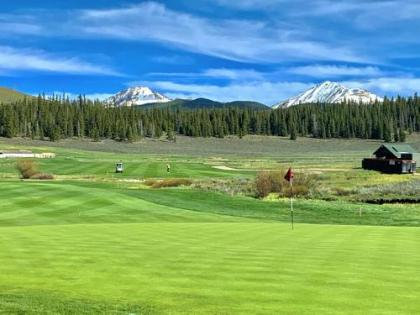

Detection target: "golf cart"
[115, 161, 124, 173]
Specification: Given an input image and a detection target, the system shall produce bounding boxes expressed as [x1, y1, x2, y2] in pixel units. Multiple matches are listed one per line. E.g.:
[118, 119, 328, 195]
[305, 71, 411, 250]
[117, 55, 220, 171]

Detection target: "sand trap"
[212, 165, 239, 171]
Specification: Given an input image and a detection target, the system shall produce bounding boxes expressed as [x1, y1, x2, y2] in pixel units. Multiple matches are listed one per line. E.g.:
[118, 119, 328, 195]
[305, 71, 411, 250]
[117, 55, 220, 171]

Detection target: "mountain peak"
[106, 86, 172, 107]
[273, 81, 383, 108]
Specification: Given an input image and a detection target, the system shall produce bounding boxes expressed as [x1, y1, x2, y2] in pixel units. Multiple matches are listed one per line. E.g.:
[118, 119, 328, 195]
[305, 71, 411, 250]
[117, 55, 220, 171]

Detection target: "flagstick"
[290, 180, 294, 230]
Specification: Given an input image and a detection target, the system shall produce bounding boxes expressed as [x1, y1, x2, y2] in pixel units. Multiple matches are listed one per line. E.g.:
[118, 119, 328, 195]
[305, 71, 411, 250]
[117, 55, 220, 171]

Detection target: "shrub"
[16, 160, 38, 179]
[16, 160, 54, 180]
[193, 178, 254, 196]
[255, 172, 272, 198]
[145, 178, 192, 189]
[268, 171, 285, 193]
[144, 179, 156, 187]
[282, 173, 318, 198]
[254, 170, 317, 199]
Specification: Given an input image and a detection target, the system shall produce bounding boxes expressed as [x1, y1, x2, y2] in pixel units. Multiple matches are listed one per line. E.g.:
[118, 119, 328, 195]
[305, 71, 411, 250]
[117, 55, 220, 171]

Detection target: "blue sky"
[1, 0, 420, 104]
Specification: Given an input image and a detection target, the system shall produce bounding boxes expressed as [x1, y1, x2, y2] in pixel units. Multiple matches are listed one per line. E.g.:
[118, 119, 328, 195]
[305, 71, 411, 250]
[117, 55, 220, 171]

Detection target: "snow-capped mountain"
[106, 86, 172, 107]
[273, 81, 383, 108]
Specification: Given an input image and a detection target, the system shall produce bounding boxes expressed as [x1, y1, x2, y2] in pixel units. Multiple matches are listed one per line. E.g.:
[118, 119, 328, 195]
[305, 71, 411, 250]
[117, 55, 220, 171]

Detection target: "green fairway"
[1, 136, 420, 314]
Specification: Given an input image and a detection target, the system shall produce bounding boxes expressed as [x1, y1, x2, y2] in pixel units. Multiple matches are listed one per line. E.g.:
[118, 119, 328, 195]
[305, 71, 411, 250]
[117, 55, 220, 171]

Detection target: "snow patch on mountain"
[106, 86, 172, 107]
[273, 81, 383, 108]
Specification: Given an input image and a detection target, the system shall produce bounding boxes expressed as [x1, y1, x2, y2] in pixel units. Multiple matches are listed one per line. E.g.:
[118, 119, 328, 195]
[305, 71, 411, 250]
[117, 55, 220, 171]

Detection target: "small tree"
[16, 160, 38, 179]
[399, 129, 406, 142]
[92, 128, 100, 142]
[393, 126, 399, 142]
[167, 129, 175, 142]
[383, 122, 392, 142]
[255, 172, 272, 198]
[290, 126, 297, 140]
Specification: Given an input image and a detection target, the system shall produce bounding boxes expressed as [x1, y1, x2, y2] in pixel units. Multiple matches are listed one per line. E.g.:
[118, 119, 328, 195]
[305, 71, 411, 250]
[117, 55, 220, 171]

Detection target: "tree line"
[0, 95, 419, 142]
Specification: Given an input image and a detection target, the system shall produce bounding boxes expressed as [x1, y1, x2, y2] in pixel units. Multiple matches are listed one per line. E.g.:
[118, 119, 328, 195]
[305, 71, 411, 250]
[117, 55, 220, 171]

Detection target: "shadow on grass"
[0, 291, 158, 315]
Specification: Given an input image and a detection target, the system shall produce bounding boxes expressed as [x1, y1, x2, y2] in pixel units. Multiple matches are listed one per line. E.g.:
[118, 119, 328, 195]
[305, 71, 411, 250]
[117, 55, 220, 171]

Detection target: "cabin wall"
[362, 158, 416, 174]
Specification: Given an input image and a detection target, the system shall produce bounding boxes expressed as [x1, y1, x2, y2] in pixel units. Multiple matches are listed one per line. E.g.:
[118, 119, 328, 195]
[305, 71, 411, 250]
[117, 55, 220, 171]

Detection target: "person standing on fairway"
[167, 164, 171, 173]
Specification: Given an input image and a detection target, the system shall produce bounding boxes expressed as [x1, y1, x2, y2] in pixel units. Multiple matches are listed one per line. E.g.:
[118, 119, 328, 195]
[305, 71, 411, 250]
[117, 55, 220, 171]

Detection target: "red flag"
[284, 168, 294, 183]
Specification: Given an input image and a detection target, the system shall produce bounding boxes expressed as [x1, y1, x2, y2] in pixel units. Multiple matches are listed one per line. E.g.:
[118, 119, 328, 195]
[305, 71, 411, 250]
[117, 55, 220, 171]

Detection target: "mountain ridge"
[105, 86, 172, 107]
[138, 98, 269, 110]
[273, 81, 383, 108]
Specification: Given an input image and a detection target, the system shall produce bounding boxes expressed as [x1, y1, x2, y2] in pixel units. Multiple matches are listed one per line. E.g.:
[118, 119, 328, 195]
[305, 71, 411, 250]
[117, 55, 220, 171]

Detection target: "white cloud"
[214, 0, 286, 9]
[289, 64, 385, 78]
[344, 77, 420, 96]
[75, 2, 365, 63]
[0, 22, 42, 36]
[299, 1, 420, 30]
[0, 46, 120, 76]
[0, 14, 44, 36]
[202, 68, 265, 80]
[148, 68, 267, 81]
[152, 55, 194, 65]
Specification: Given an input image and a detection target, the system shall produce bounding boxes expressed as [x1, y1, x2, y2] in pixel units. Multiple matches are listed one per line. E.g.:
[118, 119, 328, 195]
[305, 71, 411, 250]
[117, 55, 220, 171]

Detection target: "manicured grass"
[0, 181, 248, 226]
[1, 223, 420, 314]
[1, 180, 420, 227]
[0, 152, 251, 180]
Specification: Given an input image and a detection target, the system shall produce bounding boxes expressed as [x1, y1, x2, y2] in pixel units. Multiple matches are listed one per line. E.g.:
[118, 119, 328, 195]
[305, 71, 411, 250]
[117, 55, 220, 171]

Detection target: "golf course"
[1, 135, 420, 314]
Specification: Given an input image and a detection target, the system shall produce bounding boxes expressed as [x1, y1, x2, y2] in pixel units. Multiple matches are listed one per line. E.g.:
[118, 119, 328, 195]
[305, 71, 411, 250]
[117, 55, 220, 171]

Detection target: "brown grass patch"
[145, 178, 192, 189]
[255, 170, 317, 198]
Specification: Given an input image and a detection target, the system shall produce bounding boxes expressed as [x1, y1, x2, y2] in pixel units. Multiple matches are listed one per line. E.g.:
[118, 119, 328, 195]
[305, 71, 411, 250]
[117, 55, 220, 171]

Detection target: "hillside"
[138, 98, 269, 110]
[0, 87, 29, 104]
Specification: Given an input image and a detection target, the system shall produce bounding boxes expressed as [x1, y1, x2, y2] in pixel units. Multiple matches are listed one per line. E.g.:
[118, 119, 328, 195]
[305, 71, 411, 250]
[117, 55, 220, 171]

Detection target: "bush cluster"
[193, 178, 254, 196]
[16, 160, 54, 180]
[144, 178, 192, 189]
[255, 170, 317, 198]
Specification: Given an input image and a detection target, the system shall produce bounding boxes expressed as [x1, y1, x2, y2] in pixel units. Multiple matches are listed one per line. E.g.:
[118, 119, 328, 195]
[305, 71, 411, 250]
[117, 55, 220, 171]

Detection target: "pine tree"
[393, 125, 399, 142]
[290, 124, 297, 140]
[383, 122, 392, 142]
[399, 129, 406, 142]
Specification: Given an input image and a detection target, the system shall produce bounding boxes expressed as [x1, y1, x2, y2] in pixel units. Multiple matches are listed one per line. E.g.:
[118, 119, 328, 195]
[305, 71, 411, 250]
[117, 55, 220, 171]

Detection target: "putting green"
[0, 223, 419, 314]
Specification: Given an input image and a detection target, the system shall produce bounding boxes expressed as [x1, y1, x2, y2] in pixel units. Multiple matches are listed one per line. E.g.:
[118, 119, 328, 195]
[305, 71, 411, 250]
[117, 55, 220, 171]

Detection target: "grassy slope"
[0, 87, 28, 104]
[1, 136, 420, 314]
[1, 180, 420, 227]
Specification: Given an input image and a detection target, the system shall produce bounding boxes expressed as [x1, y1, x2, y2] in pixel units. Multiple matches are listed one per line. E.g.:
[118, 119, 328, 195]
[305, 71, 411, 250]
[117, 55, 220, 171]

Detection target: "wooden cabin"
[362, 144, 418, 174]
